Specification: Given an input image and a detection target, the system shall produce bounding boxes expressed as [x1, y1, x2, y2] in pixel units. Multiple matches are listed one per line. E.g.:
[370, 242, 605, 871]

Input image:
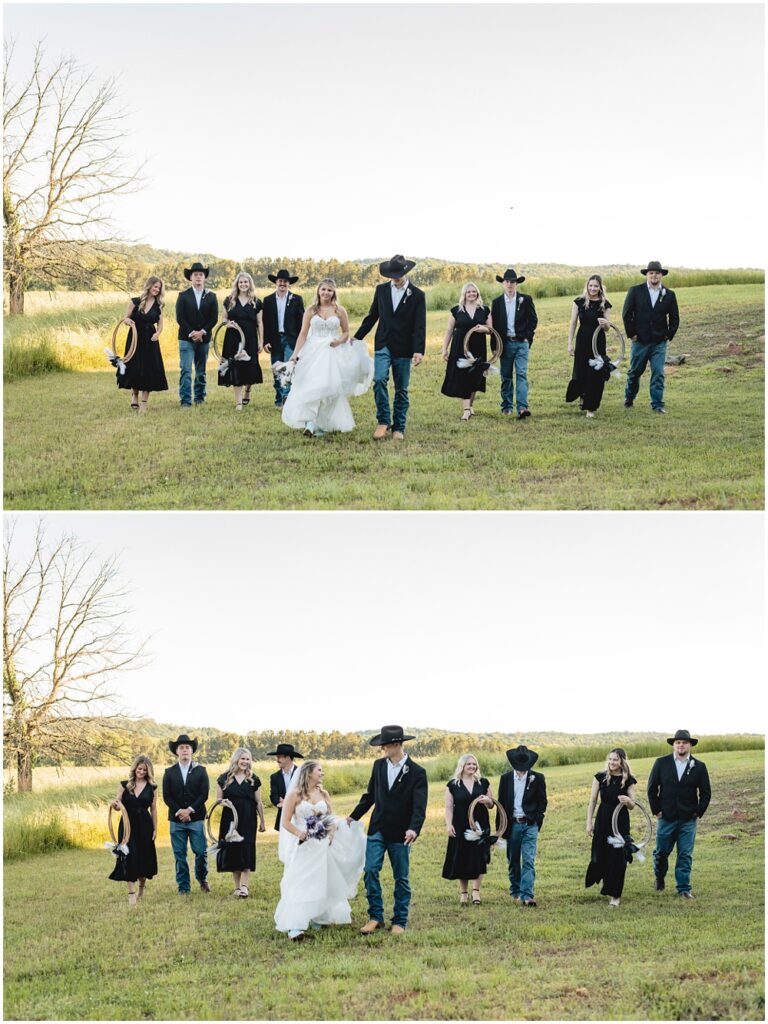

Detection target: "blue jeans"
[507, 822, 539, 901]
[653, 817, 697, 893]
[625, 340, 667, 409]
[169, 820, 208, 892]
[270, 332, 295, 405]
[179, 339, 210, 405]
[364, 832, 411, 927]
[499, 339, 530, 412]
[374, 348, 412, 433]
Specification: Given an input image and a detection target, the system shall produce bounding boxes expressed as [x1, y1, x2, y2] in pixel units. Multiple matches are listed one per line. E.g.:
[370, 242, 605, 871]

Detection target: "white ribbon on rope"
[104, 348, 127, 375]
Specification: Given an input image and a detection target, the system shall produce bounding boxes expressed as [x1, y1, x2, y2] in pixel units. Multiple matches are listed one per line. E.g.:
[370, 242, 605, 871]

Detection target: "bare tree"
[3, 40, 144, 314]
[3, 520, 148, 791]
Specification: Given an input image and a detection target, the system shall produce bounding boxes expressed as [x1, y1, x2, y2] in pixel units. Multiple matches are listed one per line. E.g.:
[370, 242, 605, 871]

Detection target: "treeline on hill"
[15, 717, 764, 771]
[21, 241, 764, 299]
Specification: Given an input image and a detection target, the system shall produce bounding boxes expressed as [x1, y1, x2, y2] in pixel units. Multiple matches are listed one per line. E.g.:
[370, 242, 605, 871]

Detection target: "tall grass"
[4, 271, 765, 382]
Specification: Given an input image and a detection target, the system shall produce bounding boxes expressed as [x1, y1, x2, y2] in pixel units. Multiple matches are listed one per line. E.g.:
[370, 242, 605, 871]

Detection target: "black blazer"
[349, 755, 428, 844]
[262, 291, 305, 347]
[491, 293, 538, 347]
[496, 769, 548, 834]
[622, 283, 680, 346]
[175, 287, 219, 343]
[647, 754, 711, 821]
[161, 762, 210, 822]
[354, 282, 426, 358]
[269, 765, 297, 830]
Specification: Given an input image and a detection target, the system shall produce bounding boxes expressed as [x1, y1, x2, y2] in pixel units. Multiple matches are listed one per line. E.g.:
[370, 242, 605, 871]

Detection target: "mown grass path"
[3, 752, 764, 1020]
[3, 285, 764, 509]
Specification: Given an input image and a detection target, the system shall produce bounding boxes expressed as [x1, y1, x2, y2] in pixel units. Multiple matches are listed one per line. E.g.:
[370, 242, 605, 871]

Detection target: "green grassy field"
[3, 284, 764, 510]
[3, 750, 764, 1020]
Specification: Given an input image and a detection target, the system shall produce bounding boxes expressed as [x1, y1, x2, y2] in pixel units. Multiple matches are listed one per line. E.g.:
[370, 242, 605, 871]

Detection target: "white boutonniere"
[526, 774, 534, 790]
[402, 287, 412, 306]
[686, 758, 695, 775]
[518, 296, 524, 308]
[660, 288, 666, 301]
[286, 293, 293, 306]
[397, 765, 410, 783]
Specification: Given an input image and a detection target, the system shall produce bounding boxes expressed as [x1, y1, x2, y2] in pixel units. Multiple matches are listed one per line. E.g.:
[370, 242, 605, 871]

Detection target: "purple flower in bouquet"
[304, 814, 332, 840]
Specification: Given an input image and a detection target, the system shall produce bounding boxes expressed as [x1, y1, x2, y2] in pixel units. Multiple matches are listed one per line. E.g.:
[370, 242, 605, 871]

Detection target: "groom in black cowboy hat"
[491, 269, 538, 419]
[348, 725, 428, 934]
[647, 729, 711, 898]
[267, 741, 304, 830]
[622, 261, 680, 413]
[175, 261, 219, 407]
[161, 733, 211, 894]
[352, 255, 426, 440]
[496, 745, 548, 906]
[262, 270, 306, 409]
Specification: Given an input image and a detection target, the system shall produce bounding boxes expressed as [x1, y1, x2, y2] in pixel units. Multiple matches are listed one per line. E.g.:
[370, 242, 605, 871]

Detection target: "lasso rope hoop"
[610, 798, 653, 850]
[463, 324, 504, 365]
[212, 320, 247, 364]
[104, 320, 138, 374]
[468, 796, 508, 839]
[591, 323, 626, 366]
[107, 801, 132, 848]
[205, 798, 241, 848]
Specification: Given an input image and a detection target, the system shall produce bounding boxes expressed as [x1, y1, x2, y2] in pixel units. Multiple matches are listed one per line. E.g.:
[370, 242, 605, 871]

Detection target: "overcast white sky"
[4, 2, 765, 267]
[5, 513, 764, 736]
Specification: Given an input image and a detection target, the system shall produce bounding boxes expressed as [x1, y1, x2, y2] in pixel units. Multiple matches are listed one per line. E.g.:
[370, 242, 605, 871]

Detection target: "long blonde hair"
[224, 746, 253, 788]
[451, 752, 482, 785]
[226, 271, 259, 309]
[458, 281, 485, 312]
[138, 276, 165, 312]
[309, 277, 339, 316]
[580, 274, 608, 311]
[603, 748, 631, 789]
[295, 759, 327, 801]
[126, 754, 156, 793]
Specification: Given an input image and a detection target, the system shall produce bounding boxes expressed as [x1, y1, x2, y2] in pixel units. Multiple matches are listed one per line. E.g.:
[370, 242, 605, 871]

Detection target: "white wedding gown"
[281, 315, 373, 433]
[274, 799, 366, 934]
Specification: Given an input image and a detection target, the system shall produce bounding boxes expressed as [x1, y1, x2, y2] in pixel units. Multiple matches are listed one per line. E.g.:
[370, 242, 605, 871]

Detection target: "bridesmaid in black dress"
[109, 754, 158, 905]
[442, 754, 495, 905]
[215, 747, 266, 898]
[219, 272, 264, 410]
[117, 277, 168, 412]
[565, 275, 613, 417]
[585, 748, 637, 907]
[440, 283, 493, 420]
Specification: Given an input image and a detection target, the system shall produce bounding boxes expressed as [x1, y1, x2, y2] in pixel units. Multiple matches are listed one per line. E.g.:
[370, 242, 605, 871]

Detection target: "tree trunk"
[16, 743, 33, 792]
[8, 272, 25, 315]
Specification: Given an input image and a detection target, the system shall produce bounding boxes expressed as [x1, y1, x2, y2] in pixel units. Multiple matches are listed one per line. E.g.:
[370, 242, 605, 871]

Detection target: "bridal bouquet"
[304, 814, 337, 841]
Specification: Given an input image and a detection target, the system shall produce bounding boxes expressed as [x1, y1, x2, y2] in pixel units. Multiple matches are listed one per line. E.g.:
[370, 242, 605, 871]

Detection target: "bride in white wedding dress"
[274, 760, 366, 941]
[281, 278, 372, 437]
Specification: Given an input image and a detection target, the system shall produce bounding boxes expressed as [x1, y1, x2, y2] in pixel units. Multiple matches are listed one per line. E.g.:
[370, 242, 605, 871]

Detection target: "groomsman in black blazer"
[647, 729, 711, 898]
[353, 255, 426, 440]
[496, 745, 547, 906]
[267, 742, 303, 830]
[262, 269, 306, 409]
[622, 261, 680, 413]
[175, 262, 219, 407]
[161, 733, 211, 894]
[491, 269, 538, 419]
[349, 725, 428, 934]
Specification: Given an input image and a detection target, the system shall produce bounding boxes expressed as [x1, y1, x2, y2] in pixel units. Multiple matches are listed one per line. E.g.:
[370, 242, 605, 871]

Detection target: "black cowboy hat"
[169, 733, 198, 754]
[268, 268, 299, 284]
[369, 724, 416, 746]
[379, 255, 416, 279]
[641, 261, 669, 276]
[496, 268, 526, 284]
[266, 742, 304, 758]
[667, 729, 698, 746]
[184, 262, 210, 280]
[506, 744, 539, 770]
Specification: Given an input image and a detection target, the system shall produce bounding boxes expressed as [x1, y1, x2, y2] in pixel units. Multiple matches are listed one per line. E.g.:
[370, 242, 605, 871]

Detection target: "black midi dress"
[116, 298, 168, 393]
[218, 297, 263, 388]
[108, 781, 158, 883]
[441, 305, 491, 399]
[442, 777, 492, 880]
[585, 771, 637, 898]
[215, 773, 261, 872]
[565, 297, 613, 412]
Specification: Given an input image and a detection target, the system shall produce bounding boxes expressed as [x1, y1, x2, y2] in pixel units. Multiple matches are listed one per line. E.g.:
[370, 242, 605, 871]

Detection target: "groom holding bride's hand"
[348, 724, 428, 934]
